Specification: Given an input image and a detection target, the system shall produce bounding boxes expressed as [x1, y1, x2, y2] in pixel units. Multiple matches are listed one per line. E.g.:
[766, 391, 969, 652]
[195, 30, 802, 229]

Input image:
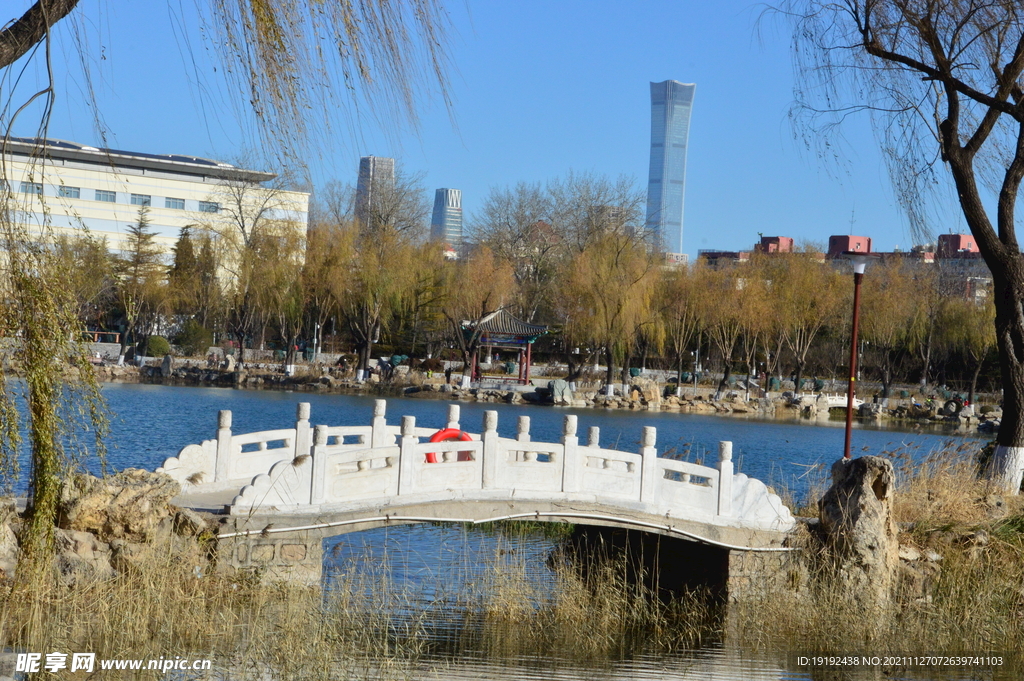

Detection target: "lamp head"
[841, 251, 881, 274]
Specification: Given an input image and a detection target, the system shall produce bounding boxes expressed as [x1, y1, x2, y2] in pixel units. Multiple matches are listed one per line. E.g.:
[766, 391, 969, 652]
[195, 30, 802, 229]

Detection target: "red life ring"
[426, 428, 473, 463]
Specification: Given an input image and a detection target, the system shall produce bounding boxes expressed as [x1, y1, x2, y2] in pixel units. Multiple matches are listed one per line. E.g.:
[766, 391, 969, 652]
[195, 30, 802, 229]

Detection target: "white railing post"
[371, 399, 388, 447]
[517, 415, 530, 442]
[481, 411, 499, 489]
[639, 426, 658, 503]
[447, 404, 461, 431]
[310, 425, 328, 505]
[397, 415, 418, 495]
[295, 402, 311, 458]
[215, 410, 232, 483]
[561, 415, 581, 493]
[516, 416, 530, 461]
[587, 426, 600, 447]
[717, 440, 733, 516]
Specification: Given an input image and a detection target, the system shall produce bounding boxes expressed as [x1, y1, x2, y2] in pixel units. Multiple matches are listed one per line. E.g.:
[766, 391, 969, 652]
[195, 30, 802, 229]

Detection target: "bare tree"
[472, 183, 558, 322]
[780, 2, 1024, 489]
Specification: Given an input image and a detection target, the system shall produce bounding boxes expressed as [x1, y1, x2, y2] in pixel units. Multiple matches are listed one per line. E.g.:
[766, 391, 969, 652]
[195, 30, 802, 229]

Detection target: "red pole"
[844, 271, 864, 459]
[526, 342, 532, 385]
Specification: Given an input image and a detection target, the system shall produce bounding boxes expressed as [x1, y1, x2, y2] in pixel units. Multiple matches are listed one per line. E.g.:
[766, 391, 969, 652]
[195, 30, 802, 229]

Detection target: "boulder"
[223, 354, 236, 371]
[0, 522, 18, 581]
[549, 379, 573, 405]
[160, 354, 174, 377]
[58, 469, 181, 541]
[55, 528, 115, 585]
[818, 456, 899, 606]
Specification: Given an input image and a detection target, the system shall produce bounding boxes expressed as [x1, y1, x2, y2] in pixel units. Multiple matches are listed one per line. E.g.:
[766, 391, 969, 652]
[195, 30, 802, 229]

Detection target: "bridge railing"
[160, 399, 791, 532]
[224, 402, 741, 524]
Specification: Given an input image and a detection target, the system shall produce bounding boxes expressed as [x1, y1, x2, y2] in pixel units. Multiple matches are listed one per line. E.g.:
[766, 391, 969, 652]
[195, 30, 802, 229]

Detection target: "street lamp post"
[842, 251, 880, 459]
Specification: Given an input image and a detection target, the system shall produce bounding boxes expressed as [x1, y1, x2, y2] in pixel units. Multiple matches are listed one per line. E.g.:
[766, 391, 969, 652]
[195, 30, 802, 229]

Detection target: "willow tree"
[0, 0, 453, 562]
[559, 231, 659, 390]
[0, 176, 108, 566]
[782, 1, 1024, 490]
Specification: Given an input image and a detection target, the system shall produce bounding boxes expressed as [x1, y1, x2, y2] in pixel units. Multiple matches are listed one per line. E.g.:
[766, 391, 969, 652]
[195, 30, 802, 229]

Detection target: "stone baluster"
[447, 404, 461, 431]
[588, 426, 600, 447]
[215, 410, 233, 483]
[717, 441, 733, 516]
[370, 399, 388, 447]
[560, 415, 581, 493]
[516, 416, 530, 462]
[397, 416, 418, 495]
[639, 426, 658, 503]
[481, 411, 499, 489]
[310, 425, 328, 505]
[294, 403, 311, 459]
[517, 416, 530, 442]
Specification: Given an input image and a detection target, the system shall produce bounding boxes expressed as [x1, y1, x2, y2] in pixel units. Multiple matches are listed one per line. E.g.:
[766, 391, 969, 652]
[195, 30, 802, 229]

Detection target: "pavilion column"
[525, 342, 532, 385]
[518, 348, 525, 383]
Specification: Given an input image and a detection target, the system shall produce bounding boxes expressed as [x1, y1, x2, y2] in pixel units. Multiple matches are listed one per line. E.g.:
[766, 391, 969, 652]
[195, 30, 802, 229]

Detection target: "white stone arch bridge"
[159, 400, 798, 584]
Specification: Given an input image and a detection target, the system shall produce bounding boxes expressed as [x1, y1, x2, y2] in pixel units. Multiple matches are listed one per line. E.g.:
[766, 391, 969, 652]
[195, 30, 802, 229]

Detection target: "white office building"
[0, 137, 309, 255]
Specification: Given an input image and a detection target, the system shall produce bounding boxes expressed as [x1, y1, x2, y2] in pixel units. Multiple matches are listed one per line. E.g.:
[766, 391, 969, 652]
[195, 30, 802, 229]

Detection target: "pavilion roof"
[462, 309, 548, 340]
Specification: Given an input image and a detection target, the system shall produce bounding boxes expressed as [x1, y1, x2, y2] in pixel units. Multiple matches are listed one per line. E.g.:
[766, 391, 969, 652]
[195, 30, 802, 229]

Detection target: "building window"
[165, 197, 185, 210]
[199, 201, 220, 213]
[130, 193, 151, 206]
[59, 186, 81, 199]
[95, 190, 116, 202]
[20, 181, 42, 195]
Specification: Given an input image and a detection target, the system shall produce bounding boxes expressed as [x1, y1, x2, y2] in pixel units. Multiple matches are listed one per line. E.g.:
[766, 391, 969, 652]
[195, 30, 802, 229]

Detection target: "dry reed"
[731, 440, 1024, 665]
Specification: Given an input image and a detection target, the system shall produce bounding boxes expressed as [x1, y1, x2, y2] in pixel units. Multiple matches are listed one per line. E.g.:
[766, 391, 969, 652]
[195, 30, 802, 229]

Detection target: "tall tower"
[355, 155, 395, 229]
[646, 80, 695, 256]
[430, 188, 463, 254]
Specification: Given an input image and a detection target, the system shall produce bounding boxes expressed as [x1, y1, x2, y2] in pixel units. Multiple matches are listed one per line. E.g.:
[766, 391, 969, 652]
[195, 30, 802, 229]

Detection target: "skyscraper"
[646, 80, 695, 256]
[430, 188, 463, 253]
[355, 155, 395, 229]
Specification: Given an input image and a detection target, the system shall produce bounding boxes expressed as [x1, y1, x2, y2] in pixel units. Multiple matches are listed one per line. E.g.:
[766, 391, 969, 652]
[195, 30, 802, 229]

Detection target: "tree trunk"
[604, 348, 615, 390]
[969, 357, 983, 407]
[987, 262, 1024, 491]
[716, 361, 732, 401]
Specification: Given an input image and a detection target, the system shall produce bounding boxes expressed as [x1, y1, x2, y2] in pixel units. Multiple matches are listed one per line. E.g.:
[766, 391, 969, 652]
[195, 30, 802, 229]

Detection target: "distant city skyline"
[11, 3, 962, 257]
[646, 80, 696, 256]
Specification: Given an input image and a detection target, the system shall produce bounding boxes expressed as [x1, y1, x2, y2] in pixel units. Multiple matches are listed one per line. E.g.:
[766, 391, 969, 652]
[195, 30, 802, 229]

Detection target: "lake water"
[14, 384, 1012, 680]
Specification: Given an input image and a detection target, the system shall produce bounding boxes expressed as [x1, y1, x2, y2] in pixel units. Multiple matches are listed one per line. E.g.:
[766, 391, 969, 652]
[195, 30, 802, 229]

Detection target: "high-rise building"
[645, 80, 695, 256]
[430, 188, 463, 254]
[355, 155, 395, 228]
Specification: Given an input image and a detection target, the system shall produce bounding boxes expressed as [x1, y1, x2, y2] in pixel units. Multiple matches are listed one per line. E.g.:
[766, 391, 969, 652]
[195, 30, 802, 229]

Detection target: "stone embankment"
[84, 357, 997, 431]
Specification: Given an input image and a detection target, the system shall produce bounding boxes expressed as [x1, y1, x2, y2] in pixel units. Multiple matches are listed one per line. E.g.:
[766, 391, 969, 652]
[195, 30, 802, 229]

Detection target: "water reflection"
[324, 524, 1019, 681]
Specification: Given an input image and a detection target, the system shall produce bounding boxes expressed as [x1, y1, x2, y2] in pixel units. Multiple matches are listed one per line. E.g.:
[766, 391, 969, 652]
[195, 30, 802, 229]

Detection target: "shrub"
[145, 335, 171, 357]
[173, 320, 214, 357]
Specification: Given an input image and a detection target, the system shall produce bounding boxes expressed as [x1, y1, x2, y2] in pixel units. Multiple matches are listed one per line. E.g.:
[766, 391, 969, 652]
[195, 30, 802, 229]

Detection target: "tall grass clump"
[0, 535, 427, 680]
[730, 440, 1024, 662]
[450, 523, 721, 662]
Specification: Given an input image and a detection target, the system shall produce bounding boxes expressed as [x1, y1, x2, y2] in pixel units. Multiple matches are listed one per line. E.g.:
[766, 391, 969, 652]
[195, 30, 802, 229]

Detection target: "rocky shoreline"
[89, 359, 997, 434]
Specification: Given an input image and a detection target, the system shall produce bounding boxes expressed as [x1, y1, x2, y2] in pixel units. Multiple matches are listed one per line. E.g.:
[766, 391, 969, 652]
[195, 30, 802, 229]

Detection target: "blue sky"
[6, 0, 970, 256]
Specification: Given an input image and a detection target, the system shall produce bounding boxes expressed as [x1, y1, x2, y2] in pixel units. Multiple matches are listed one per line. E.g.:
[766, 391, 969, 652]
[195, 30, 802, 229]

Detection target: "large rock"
[818, 456, 899, 605]
[58, 469, 180, 541]
[55, 528, 115, 585]
[0, 522, 18, 581]
[549, 379, 573, 405]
